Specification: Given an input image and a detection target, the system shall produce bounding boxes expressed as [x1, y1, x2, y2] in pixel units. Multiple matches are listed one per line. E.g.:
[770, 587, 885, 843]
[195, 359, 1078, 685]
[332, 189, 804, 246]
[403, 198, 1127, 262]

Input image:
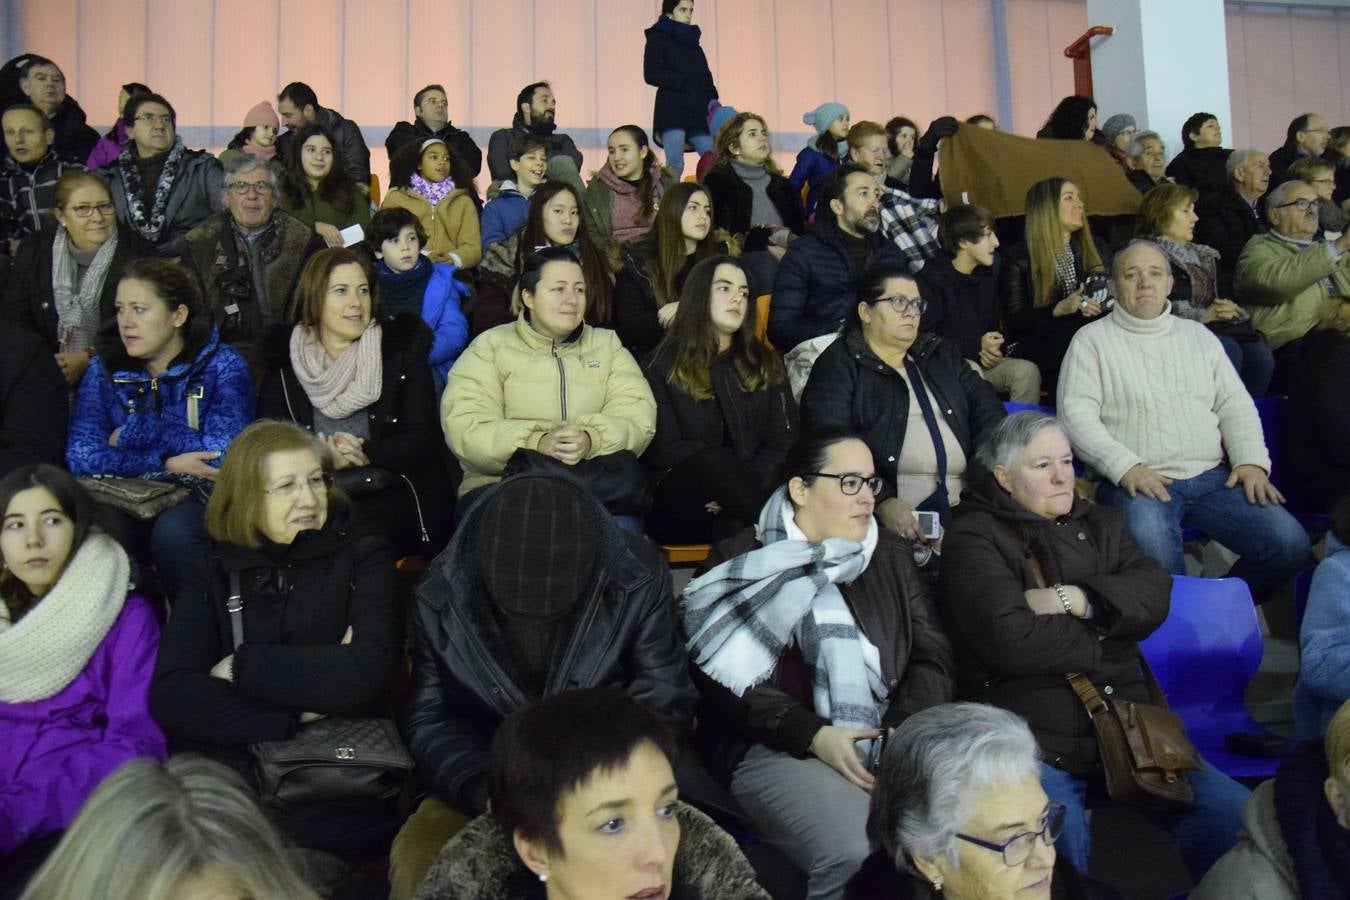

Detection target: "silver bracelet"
[1052, 583, 1073, 615]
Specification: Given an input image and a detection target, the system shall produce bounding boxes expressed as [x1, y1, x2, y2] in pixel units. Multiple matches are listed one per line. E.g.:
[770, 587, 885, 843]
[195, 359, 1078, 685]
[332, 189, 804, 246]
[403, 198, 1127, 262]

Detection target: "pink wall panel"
[19, 0, 1350, 190]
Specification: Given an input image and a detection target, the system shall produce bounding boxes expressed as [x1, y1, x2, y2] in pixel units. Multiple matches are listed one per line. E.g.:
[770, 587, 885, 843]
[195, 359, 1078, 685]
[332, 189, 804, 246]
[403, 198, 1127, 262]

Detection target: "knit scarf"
[410, 172, 455, 207]
[377, 256, 434, 318]
[1155, 237, 1223, 310]
[241, 138, 277, 161]
[1274, 742, 1350, 900]
[52, 225, 118, 353]
[597, 161, 660, 243]
[682, 486, 886, 737]
[289, 322, 384, 419]
[654, 14, 703, 48]
[0, 533, 130, 704]
[116, 137, 187, 242]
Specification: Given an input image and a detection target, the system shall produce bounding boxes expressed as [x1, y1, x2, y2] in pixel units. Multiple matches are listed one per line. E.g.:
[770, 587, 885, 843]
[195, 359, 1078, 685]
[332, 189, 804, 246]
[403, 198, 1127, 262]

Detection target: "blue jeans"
[1216, 335, 1275, 397]
[1097, 465, 1310, 602]
[660, 129, 714, 180]
[1039, 759, 1249, 880]
[149, 497, 210, 601]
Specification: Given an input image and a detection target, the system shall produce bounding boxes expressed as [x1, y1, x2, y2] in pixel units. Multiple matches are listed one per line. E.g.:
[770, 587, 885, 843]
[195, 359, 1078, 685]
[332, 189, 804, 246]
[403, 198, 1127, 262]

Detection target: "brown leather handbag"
[1008, 524, 1203, 811]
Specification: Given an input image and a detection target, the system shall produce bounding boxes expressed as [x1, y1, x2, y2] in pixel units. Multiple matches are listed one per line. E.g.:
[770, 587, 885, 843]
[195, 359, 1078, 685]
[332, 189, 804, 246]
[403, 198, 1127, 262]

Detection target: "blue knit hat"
[803, 102, 849, 137]
[708, 102, 739, 140]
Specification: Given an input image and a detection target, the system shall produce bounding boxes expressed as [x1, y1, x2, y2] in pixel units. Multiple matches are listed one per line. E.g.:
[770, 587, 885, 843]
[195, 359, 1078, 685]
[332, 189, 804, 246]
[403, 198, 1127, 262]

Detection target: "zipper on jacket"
[280, 373, 300, 423]
[552, 342, 568, 420]
[397, 473, 430, 544]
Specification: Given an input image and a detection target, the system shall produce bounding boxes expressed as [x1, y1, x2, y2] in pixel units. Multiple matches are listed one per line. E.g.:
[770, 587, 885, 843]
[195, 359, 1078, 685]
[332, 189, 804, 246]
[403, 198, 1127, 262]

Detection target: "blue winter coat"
[788, 145, 840, 217]
[422, 263, 471, 380]
[66, 327, 255, 476]
[479, 188, 529, 251]
[1294, 532, 1350, 738]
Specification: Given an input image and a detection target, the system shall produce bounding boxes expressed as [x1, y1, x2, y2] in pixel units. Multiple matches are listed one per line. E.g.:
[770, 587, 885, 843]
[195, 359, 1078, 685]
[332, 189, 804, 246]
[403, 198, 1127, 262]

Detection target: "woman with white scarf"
[0, 464, 165, 879]
[681, 428, 955, 900]
[0, 170, 154, 388]
[256, 247, 453, 555]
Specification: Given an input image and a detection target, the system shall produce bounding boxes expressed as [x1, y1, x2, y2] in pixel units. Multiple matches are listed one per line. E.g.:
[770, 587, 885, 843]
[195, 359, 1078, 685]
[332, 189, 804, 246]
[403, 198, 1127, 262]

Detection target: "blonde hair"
[20, 756, 320, 900]
[712, 112, 783, 176]
[206, 420, 346, 548]
[1327, 698, 1350, 777]
[1024, 178, 1103, 308]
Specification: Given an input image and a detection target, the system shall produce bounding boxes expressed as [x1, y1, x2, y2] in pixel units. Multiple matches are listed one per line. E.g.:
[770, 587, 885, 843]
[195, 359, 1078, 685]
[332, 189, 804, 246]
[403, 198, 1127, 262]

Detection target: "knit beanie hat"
[476, 477, 601, 623]
[1101, 113, 1137, 147]
[803, 102, 849, 137]
[244, 101, 280, 129]
[708, 102, 739, 141]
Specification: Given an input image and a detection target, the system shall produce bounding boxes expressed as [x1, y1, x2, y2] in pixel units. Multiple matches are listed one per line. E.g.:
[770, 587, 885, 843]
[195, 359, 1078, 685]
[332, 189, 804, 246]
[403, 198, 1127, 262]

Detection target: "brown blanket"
[938, 123, 1142, 219]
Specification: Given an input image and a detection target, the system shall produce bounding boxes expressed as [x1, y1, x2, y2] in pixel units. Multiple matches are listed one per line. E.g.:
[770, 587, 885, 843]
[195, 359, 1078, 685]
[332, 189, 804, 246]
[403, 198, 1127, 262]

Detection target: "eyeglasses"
[133, 113, 173, 126]
[880, 296, 927, 315]
[956, 804, 1066, 868]
[1275, 197, 1317, 211]
[262, 472, 332, 500]
[66, 202, 115, 218]
[805, 472, 884, 496]
[227, 181, 275, 197]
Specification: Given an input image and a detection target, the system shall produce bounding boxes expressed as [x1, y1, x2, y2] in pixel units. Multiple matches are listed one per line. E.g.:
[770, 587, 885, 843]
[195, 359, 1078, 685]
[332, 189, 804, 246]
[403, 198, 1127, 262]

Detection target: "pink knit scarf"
[289, 323, 384, 419]
[598, 161, 662, 243]
[242, 138, 277, 161]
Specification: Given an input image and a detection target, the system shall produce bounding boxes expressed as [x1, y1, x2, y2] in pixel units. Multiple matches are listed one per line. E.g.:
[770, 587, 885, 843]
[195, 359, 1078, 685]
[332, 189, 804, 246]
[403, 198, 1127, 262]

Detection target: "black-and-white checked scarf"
[681, 486, 886, 733]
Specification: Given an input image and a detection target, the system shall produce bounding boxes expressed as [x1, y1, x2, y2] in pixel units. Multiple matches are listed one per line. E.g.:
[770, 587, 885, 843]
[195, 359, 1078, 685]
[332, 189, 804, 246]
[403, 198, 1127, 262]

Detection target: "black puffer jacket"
[914, 252, 1003, 361]
[998, 237, 1111, 391]
[799, 328, 1005, 506]
[150, 515, 400, 747]
[255, 314, 453, 551]
[702, 164, 805, 238]
[939, 473, 1171, 774]
[613, 246, 698, 362]
[1195, 187, 1264, 281]
[644, 16, 718, 143]
[641, 344, 796, 484]
[101, 146, 226, 258]
[403, 475, 698, 811]
[690, 527, 955, 784]
[0, 326, 67, 479]
[1165, 146, 1233, 199]
[0, 222, 156, 352]
[769, 216, 909, 351]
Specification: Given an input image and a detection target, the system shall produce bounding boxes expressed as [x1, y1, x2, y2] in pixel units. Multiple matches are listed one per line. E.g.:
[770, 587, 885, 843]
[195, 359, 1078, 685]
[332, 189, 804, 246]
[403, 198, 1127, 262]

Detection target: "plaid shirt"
[878, 185, 941, 274]
[0, 151, 82, 255]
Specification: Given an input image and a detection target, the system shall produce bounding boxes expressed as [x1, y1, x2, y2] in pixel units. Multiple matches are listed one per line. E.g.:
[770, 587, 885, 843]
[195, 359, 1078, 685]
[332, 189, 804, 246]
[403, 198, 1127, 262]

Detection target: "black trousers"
[647, 448, 769, 545]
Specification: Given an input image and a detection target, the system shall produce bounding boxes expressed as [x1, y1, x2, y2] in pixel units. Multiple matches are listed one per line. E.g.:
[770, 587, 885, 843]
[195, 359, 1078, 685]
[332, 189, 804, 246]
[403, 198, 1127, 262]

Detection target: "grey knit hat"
[1101, 114, 1138, 147]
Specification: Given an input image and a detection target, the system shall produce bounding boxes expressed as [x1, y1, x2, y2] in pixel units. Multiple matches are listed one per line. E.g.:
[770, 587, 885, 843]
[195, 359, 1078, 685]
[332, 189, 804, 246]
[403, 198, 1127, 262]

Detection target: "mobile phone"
[915, 510, 941, 540]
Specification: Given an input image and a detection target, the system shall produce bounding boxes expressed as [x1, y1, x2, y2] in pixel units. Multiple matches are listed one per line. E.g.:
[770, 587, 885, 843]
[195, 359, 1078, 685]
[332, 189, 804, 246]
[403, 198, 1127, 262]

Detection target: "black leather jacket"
[403, 475, 698, 810]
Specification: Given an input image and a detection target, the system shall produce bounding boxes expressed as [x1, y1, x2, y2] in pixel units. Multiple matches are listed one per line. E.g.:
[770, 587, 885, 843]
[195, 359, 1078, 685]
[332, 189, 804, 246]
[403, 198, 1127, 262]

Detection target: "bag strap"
[902, 357, 951, 524]
[999, 521, 1048, 589]
[226, 570, 244, 651]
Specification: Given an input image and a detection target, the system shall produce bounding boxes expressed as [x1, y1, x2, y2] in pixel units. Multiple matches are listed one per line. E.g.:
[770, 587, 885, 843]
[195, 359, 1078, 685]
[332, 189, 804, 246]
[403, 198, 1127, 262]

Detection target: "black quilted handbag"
[225, 572, 413, 807]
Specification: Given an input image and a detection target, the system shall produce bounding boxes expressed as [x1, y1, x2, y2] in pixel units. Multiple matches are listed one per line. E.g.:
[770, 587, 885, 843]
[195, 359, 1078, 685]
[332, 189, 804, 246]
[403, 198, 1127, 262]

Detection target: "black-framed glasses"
[262, 472, 332, 500]
[805, 472, 884, 496]
[1275, 197, 1317, 212]
[955, 803, 1066, 867]
[881, 296, 927, 315]
[226, 181, 275, 197]
[66, 202, 115, 218]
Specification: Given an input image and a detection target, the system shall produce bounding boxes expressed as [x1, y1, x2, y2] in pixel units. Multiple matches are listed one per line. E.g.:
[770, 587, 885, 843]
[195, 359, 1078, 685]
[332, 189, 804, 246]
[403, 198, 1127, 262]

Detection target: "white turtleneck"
[1056, 302, 1270, 483]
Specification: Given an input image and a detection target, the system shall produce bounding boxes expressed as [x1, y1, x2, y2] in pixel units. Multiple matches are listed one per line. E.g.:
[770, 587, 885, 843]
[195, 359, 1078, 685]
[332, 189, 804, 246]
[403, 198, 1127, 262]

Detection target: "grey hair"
[1265, 178, 1310, 221]
[866, 703, 1040, 871]
[1110, 238, 1167, 281]
[975, 410, 1063, 473]
[1124, 130, 1162, 162]
[1226, 148, 1263, 183]
[221, 151, 281, 197]
[19, 756, 320, 900]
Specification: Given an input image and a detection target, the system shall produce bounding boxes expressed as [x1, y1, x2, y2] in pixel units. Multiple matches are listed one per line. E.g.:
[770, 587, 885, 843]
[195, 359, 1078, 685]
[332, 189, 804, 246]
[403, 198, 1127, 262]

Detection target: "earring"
[931, 877, 943, 891]
[538, 872, 548, 883]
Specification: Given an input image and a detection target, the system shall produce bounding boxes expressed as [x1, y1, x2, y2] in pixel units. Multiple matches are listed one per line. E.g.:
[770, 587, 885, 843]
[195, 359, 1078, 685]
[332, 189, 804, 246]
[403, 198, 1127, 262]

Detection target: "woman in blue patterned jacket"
[66, 258, 254, 600]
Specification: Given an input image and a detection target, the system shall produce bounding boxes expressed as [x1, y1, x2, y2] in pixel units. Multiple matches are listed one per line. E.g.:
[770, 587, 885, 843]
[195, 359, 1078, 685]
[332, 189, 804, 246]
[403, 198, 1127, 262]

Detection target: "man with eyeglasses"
[15, 57, 98, 163]
[0, 104, 82, 257]
[1269, 112, 1332, 188]
[769, 163, 908, 355]
[1237, 178, 1350, 359]
[183, 154, 323, 362]
[97, 92, 224, 257]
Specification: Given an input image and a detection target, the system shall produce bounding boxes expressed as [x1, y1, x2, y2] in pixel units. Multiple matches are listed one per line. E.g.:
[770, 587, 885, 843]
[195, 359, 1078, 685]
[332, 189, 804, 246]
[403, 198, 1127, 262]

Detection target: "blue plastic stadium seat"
[1139, 575, 1283, 779]
[1002, 401, 1054, 415]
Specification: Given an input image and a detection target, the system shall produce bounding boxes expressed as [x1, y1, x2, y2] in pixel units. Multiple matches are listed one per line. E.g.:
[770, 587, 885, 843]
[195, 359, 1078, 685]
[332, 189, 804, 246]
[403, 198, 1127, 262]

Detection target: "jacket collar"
[215, 511, 356, 571]
[841, 325, 940, 373]
[514, 311, 585, 350]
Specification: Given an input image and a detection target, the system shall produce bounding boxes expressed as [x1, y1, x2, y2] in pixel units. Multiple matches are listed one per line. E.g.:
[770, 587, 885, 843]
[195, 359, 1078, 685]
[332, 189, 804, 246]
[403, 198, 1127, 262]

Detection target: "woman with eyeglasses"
[847, 702, 1108, 900]
[682, 427, 955, 898]
[800, 264, 1004, 550]
[939, 411, 1249, 881]
[150, 419, 402, 856]
[0, 170, 155, 388]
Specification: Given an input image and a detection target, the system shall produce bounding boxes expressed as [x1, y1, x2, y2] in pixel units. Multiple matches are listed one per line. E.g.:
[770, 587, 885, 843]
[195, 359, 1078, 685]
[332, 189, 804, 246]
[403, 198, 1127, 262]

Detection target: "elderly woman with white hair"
[938, 411, 1250, 881]
[847, 702, 1108, 899]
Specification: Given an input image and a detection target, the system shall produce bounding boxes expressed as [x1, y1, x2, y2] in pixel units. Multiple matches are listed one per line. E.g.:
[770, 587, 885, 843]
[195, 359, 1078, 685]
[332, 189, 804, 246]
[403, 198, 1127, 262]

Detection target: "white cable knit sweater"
[1056, 303, 1270, 484]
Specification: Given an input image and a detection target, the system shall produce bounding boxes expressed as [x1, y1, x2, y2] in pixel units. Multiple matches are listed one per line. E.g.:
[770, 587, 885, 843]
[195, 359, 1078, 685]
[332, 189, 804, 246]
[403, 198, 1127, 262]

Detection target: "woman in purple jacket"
[0, 464, 165, 866]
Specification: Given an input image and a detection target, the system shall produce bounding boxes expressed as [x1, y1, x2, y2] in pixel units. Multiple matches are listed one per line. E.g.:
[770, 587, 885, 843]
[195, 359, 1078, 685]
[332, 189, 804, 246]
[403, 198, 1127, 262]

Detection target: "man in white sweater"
[1058, 240, 1310, 603]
